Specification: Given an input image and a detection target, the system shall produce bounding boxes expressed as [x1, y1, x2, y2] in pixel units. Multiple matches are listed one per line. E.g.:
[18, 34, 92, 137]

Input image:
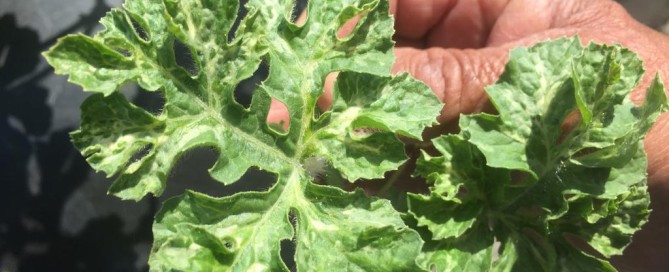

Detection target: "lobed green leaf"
[411, 38, 668, 271]
[44, 0, 440, 270]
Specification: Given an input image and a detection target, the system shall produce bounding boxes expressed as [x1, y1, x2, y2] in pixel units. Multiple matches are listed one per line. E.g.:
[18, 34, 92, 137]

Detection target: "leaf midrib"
[134, 42, 303, 171]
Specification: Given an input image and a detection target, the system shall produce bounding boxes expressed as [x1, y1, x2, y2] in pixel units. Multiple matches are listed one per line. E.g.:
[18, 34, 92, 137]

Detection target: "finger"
[392, 0, 457, 41]
[317, 73, 337, 112]
[392, 4, 633, 128]
[393, 46, 508, 125]
[426, 0, 511, 48]
[646, 114, 669, 187]
[267, 98, 290, 131]
[266, 74, 336, 130]
[295, 7, 308, 26]
[337, 14, 362, 38]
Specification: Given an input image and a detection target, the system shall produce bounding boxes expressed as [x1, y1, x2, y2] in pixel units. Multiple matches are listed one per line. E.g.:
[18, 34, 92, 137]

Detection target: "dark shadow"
[173, 38, 199, 77]
[1, 1, 153, 271]
[132, 88, 165, 116]
[1, 129, 154, 272]
[0, 11, 54, 254]
[227, 0, 249, 43]
[280, 209, 298, 271]
[162, 147, 279, 199]
[291, 0, 308, 23]
[234, 57, 269, 108]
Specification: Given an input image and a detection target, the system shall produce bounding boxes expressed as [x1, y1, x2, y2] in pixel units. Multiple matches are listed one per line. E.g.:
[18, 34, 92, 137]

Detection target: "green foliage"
[43, 0, 667, 271]
[45, 0, 436, 270]
[410, 38, 668, 271]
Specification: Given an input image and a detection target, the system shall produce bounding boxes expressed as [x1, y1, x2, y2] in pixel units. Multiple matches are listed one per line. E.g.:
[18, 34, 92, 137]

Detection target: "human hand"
[381, 1, 669, 270]
[268, 1, 669, 270]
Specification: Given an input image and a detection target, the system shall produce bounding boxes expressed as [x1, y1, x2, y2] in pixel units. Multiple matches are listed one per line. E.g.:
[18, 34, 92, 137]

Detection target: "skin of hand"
[269, 0, 669, 270]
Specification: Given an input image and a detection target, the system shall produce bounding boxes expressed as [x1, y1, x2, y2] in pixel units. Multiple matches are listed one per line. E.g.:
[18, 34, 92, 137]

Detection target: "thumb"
[393, 46, 509, 125]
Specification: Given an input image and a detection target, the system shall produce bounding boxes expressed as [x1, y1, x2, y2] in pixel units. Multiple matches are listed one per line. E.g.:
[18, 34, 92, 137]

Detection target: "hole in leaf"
[161, 147, 278, 199]
[227, 0, 248, 42]
[231, 168, 279, 195]
[303, 156, 328, 183]
[351, 127, 383, 138]
[280, 209, 298, 271]
[337, 12, 366, 39]
[221, 237, 236, 253]
[119, 82, 165, 116]
[131, 145, 153, 163]
[133, 89, 165, 116]
[128, 14, 150, 41]
[234, 57, 269, 109]
[557, 109, 581, 144]
[314, 72, 337, 120]
[291, 0, 308, 26]
[113, 48, 131, 57]
[266, 99, 290, 133]
[304, 157, 350, 190]
[173, 39, 199, 77]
